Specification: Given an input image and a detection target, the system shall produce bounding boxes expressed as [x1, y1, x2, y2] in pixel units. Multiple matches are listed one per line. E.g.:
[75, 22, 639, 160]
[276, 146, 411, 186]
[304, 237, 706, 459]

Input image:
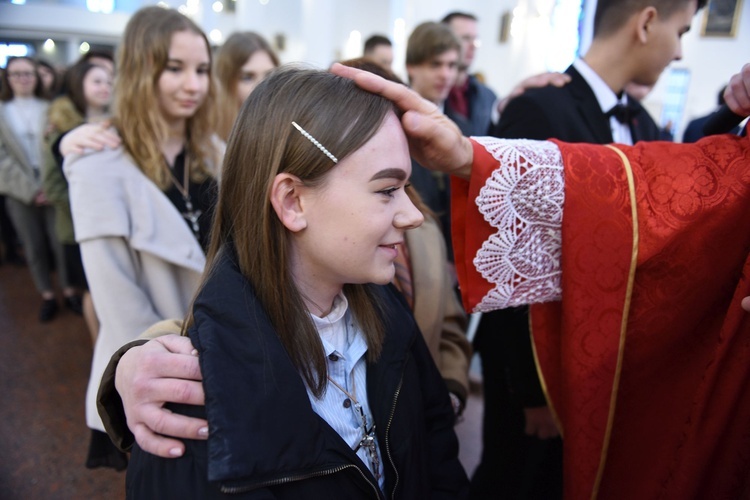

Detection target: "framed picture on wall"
[701, 0, 743, 37]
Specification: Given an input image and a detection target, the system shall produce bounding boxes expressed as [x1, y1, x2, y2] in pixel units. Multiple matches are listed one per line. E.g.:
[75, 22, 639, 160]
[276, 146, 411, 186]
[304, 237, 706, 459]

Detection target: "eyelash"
[378, 182, 410, 198]
[165, 66, 209, 75]
[378, 187, 400, 198]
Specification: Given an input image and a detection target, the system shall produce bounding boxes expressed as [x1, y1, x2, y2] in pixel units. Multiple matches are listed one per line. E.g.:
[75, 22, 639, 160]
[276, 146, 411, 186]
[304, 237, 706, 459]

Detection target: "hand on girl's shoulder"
[60, 122, 121, 159]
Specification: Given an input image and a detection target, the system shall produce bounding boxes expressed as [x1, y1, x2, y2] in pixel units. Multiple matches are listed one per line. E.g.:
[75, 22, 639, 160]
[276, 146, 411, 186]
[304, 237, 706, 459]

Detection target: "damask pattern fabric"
[452, 134, 750, 499]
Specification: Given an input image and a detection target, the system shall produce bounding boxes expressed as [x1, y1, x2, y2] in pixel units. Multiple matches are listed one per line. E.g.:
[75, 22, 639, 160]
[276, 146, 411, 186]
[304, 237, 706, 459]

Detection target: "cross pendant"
[182, 199, 202, 235]
[355, 426, 380, 481]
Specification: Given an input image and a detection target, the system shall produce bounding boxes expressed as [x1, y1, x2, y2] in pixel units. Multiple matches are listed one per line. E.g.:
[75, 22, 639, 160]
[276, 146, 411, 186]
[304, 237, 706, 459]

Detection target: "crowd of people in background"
[1, 0, 749, 498]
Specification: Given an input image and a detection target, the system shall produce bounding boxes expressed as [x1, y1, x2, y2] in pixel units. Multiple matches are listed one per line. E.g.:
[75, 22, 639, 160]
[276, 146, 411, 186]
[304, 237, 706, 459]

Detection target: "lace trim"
[471, 137, 565, 311]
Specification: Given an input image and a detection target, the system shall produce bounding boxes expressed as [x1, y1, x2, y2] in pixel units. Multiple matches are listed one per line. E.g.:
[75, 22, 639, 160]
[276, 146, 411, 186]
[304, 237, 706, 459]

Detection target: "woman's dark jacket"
[126, 246, 469, 499]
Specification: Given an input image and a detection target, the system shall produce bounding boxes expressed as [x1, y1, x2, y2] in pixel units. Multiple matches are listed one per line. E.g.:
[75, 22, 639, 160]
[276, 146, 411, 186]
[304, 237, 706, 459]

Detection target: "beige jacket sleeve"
[96, 319, 186, 451]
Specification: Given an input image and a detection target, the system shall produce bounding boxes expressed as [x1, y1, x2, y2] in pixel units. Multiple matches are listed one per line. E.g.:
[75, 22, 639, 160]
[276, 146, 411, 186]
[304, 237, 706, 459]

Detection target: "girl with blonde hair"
[64, 5, 222, 469]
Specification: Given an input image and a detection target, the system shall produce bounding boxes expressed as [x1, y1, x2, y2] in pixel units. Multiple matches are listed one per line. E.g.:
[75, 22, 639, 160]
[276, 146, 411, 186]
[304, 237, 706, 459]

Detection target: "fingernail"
[191, 349, 198, 356]
[198, 427, 209, 437]
[169, 448, 183, 457]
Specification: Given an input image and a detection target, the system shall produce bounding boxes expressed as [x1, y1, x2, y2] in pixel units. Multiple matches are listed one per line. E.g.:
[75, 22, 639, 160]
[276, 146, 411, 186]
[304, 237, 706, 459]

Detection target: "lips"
[379, 242, 402, 259]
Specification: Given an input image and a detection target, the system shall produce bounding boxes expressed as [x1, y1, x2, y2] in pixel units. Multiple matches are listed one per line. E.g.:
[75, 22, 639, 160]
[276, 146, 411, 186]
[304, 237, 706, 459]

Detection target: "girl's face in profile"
[157, 30, 211, 127]
[289, 112, 424, 307]
[83, 65, 113, 111]
[235, 50, 276, 105]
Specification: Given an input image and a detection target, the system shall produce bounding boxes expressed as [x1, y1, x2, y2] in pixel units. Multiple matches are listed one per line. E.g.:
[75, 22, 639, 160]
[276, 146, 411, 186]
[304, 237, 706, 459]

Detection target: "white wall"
[1, 0, 747, 140]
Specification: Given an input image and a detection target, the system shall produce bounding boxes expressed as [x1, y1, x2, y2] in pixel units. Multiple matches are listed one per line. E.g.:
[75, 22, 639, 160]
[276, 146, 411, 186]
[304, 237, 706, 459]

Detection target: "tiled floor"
[0, 262, 484, 498]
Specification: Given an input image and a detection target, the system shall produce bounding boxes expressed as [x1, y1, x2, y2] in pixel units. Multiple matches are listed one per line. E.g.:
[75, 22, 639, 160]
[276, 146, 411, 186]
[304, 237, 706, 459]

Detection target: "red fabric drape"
[453, 136, 750, 499]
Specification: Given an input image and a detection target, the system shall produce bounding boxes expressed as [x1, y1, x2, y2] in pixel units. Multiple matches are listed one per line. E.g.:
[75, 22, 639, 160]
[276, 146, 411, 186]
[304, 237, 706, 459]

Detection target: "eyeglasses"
[7, 72, 36, 79]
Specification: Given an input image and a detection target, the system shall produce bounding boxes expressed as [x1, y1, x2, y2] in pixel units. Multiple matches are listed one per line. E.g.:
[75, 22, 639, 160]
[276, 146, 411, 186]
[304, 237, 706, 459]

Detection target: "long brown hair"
[194, 65, 394, 397]
[113, 6, 219, 189]
[214, 32, 279, 141]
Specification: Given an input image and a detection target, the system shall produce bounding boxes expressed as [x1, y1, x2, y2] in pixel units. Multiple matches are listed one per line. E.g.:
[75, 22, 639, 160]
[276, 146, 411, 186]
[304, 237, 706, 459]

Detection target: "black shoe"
[64, 295, 83, 315]
[39, 299, 58, 322]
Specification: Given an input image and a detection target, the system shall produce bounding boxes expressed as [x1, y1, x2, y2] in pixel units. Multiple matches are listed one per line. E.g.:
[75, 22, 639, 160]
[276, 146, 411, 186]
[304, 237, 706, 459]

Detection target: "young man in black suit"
[472, 0, 707, 498]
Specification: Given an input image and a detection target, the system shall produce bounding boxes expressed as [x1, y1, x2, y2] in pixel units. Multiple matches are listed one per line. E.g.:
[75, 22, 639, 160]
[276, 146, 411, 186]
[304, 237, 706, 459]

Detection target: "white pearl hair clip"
[291, 121, 338, 164]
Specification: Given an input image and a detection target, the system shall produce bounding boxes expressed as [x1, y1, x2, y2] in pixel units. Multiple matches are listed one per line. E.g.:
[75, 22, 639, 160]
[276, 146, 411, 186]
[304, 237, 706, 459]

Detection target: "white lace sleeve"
[470, 137, 565, 311]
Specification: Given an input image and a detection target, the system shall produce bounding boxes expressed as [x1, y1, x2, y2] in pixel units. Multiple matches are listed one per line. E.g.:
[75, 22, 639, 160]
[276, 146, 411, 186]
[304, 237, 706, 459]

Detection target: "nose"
[394, 195, 424, 230]
[183, 70, 202, 92]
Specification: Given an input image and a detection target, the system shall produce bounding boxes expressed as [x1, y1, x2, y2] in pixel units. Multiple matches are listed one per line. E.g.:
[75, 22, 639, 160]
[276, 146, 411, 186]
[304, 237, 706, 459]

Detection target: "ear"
[636, 6, 658, 44]
[270, 173, 307, 232]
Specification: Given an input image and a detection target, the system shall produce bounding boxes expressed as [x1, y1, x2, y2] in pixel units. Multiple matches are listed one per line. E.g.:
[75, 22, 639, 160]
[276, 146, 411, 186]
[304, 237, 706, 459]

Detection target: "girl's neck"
[162, 135, 186, 167]
[289, 241, 342, 317]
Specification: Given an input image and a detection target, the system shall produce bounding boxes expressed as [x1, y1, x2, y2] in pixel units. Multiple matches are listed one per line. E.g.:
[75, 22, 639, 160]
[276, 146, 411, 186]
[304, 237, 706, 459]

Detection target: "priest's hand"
[115, 334, 207, 458]
[742, 297, 750, 312]
[724, 63, 750, 117]
[330, 62, 474, 180]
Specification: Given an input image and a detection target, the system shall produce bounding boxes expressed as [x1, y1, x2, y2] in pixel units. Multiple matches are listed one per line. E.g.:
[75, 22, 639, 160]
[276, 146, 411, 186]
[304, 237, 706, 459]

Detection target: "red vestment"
[452, 136, 750, 499]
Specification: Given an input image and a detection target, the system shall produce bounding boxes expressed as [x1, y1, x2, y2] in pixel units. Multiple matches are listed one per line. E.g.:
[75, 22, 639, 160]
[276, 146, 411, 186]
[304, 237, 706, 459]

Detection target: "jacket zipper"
[385, 365, 406, 499]
[220, 463, 382, 498]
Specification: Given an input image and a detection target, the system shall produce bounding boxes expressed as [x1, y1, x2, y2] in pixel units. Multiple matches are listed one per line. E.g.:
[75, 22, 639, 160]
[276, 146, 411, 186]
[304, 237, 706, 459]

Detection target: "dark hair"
[37, 59, 62, 99]
[406, 22, 461, 66]
[198, 65, 395, 397]
[63, 61, 106, 116]
[0, 56, 44, 101]
[441, 11, 478, 24]
[363, 34, 392, 54]
[81, 49, 114, 65]
[594, 0, 708, 37]
[338, 57, 404, 85]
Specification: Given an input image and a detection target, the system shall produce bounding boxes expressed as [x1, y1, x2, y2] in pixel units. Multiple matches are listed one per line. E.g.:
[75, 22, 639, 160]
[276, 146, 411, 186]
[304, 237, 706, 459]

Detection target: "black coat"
[126, 246, 469, 499]
[492, 65, 660, 144]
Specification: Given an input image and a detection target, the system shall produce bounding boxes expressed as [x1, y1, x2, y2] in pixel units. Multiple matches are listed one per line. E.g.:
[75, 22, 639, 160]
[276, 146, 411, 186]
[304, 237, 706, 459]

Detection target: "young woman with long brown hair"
[214, 31, 279, 141]
[63, 5, 223, 470]
[124, 65, 469, 498]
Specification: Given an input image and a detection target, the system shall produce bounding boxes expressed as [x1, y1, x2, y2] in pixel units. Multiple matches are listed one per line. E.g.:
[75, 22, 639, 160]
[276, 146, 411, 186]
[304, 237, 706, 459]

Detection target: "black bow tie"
[607, 103, 637, 124]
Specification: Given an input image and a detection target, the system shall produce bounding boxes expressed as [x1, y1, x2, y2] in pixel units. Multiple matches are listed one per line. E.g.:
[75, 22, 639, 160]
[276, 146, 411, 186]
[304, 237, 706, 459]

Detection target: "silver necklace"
[326, 372, 381, 482]
[166, 153, 202, 238]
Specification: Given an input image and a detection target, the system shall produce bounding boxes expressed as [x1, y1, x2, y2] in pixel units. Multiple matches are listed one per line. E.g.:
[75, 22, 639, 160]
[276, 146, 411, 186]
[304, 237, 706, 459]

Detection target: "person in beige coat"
[62, 6, 223, 470]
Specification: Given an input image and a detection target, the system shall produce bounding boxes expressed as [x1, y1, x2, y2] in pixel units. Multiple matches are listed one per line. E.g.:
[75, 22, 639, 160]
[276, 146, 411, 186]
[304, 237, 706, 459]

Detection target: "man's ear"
[636, 6, 658, 44]
[270, 173, 307, 232]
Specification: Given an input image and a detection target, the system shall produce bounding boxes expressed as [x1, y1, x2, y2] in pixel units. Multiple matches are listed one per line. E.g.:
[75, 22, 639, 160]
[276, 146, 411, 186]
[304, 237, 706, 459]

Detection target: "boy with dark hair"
[362, 34, 393, 71]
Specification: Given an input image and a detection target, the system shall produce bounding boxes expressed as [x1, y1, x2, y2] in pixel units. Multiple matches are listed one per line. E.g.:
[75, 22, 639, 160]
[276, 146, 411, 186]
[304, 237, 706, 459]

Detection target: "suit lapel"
[565, 66, 613, 144]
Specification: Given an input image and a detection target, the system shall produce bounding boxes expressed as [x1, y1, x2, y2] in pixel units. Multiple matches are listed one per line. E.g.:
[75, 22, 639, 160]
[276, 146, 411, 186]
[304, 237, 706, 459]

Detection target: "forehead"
[449, 17, 478, 36]
[331, 112, 410, 178]
[8, 58, 34, 70]
[85, 66, 110, 80]
[168, 30, 209, 58]
[242, 50, 275, 70]
[431, 49, 459, 64]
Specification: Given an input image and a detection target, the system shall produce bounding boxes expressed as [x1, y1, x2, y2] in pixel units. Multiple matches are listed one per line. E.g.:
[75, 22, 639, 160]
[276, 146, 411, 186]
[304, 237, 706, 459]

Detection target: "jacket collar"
[565, 65, 614, 144]
[190, 245, 416, 488]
